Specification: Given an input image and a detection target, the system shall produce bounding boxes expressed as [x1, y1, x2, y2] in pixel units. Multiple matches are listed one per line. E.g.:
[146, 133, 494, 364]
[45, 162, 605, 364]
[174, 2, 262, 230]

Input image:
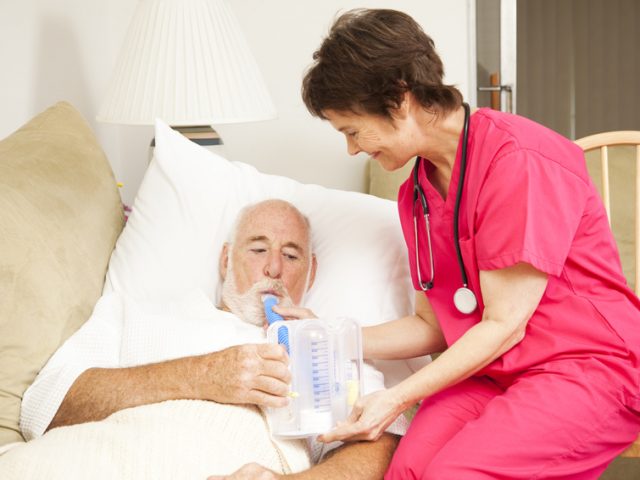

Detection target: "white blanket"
[13, 289, 407, 478]
[0, 399, 310, 479]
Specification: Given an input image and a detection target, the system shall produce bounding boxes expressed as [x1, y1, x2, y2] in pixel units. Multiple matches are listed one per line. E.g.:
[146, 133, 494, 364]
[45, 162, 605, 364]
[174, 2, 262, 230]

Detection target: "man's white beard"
[221, 262, 295, 327]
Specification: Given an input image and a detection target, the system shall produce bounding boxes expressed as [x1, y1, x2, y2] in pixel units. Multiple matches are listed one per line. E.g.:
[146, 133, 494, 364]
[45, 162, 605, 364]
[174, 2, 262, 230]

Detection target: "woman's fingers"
[272, 305, 317, 320]
[318, 389, 404, 443]
[318, 400, 374, 442]
[347, 401, 363, 422]
[318, 419, 364, 443]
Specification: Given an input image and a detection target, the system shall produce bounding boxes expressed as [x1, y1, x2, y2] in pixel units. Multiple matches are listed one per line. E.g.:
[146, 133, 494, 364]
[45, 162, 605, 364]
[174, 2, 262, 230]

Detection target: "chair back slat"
[575, 130, 640, 150]
[636, 145, 640, 296]
[600, 145, 611, 223]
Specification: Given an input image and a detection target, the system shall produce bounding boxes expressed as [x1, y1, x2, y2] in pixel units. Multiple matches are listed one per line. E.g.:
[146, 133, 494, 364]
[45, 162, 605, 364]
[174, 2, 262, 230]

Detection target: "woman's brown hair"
[302, 9, 462, 120]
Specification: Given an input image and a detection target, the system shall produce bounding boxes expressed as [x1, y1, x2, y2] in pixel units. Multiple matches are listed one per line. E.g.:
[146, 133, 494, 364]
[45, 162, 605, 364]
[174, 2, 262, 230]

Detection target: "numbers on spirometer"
[311, 338, 331, 412]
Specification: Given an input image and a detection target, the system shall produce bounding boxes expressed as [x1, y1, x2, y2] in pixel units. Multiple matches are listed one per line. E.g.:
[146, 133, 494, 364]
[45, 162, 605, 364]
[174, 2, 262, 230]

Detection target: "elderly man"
[16, 199, 402, 479]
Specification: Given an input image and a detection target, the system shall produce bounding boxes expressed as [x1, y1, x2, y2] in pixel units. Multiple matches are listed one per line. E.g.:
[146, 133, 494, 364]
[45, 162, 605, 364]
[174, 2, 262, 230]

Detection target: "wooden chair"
[575, 131, 640, 458]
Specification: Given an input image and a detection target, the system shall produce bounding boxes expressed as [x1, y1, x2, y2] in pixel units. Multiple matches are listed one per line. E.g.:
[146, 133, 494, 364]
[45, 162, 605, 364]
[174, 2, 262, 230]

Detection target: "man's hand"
[207, 463, 279, 480]
[197, 344, 291, 408]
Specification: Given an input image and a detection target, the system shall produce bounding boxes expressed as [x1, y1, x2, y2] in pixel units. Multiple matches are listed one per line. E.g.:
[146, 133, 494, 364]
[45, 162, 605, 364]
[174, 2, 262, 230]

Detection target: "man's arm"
[49, 344, 290, 430]
[291, 434, 400, 479]
[207, 433, 400, 480]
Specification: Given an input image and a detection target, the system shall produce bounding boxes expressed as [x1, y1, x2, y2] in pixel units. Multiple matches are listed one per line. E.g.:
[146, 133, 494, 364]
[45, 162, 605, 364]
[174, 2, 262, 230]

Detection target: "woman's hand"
[272, 305, 317, 321]
[207, 463, 279, 480]
[262, 305, 316, 332]
[318, 388, 407, 443]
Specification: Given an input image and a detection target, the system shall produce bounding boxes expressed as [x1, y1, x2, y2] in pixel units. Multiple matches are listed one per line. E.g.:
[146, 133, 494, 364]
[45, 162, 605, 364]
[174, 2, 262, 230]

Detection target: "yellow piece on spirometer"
[346, 380, 359, 406]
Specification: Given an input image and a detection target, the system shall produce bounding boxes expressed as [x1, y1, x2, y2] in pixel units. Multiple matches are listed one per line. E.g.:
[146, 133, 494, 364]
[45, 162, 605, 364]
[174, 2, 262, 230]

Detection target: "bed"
[0, 102, 427, 478]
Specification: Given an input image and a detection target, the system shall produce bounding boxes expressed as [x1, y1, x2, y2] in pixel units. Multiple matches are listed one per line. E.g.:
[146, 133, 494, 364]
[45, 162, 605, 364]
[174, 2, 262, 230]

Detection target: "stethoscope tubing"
[413, 158, 435, 291]
[452, 102, 471, 289]
[412, 102, 476, 314]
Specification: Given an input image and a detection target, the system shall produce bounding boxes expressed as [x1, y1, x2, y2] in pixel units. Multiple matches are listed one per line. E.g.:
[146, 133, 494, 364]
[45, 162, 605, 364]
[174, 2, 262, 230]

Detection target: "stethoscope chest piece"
[454, 287, 477, 314]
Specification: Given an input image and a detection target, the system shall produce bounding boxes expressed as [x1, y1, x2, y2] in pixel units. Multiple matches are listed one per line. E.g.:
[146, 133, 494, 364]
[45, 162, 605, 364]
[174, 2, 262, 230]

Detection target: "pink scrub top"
[398, 108, 640, 385]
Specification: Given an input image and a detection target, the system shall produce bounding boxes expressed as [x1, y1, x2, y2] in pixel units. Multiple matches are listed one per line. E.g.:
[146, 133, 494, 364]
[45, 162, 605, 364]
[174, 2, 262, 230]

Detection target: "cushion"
[0, 102, 124, 445]
[584, 147, 637, 292]
[368, 157, 414, 201]
[105, 120, 428, 387]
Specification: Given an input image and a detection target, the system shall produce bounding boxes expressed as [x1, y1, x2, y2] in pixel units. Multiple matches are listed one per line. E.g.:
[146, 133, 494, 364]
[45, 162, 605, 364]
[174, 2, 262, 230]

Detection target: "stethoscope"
[412, 102, 478, 315]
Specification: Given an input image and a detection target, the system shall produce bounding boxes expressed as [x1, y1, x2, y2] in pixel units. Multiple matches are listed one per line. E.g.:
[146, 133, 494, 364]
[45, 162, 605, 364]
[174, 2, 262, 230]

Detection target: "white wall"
[0, 0, 470, 205]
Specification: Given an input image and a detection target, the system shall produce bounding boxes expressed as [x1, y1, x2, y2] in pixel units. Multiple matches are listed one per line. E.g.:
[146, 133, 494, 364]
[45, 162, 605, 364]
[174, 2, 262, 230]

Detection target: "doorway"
[475, 0, 640, 139]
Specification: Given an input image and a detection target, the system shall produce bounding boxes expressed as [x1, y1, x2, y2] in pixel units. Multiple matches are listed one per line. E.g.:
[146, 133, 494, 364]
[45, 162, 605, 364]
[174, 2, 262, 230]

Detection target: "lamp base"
[150, 125, 223, 146]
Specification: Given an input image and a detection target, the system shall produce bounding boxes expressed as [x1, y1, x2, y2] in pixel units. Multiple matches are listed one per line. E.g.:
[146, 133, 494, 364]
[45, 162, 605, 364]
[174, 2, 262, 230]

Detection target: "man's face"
[220, 200, 317, 326]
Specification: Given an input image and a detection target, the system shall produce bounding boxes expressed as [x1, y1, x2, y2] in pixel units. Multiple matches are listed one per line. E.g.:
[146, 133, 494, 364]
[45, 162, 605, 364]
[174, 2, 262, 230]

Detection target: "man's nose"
[346, 136, 361, 156]
[264, 253, 283, 278]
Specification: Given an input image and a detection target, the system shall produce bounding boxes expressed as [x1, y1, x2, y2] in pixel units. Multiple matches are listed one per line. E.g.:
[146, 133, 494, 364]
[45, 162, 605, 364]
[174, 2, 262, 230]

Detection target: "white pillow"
[104, 120, 428, 385]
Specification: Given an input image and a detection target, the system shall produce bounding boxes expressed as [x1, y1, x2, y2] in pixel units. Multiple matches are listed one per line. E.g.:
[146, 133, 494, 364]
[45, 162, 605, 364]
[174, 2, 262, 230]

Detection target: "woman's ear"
[391, 91, 414, 121]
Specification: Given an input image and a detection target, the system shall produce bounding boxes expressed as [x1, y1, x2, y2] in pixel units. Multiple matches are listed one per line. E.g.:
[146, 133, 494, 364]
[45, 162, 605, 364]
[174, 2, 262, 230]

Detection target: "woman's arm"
[320, 262, 548, 442]
[363, 292, 447, 359]
[393, 262, 548, 405]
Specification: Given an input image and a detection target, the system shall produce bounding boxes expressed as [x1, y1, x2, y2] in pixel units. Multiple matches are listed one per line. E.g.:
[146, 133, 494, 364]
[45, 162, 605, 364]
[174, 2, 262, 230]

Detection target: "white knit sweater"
[15, 290, 407, 473]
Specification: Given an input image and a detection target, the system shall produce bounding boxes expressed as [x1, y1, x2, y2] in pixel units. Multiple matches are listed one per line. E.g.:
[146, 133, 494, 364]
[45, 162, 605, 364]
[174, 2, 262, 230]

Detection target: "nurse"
[302, 8, 640, 479]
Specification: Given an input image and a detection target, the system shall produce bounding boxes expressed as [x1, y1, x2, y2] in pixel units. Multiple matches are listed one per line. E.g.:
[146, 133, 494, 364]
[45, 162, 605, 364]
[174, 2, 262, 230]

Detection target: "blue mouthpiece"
[263, 294, 284, 325]
[263, 295, 289, 354]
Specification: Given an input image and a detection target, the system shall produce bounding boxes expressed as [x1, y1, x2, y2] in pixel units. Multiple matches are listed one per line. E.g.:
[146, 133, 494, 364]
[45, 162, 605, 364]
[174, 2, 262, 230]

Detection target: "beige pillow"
[0, 102, 124, 445]
[367, 157, 413, 201]
[584, 147, 637, 292]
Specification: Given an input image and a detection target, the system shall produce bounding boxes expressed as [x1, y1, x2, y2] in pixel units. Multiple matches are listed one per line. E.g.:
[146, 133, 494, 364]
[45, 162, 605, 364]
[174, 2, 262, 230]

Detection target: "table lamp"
[96, 0, 276, 145]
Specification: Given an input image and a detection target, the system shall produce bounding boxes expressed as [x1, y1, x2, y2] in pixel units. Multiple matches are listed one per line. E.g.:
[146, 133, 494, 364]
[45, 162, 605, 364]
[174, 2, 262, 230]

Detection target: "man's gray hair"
[227, 199, 314, 254]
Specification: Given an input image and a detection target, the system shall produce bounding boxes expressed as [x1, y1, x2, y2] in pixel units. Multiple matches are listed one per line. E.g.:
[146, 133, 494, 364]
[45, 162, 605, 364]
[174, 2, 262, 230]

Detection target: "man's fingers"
[254, 375, 290, 398]
[260, 359, 291, 383]
[249, 389, 290, 408]
[256, 343, 289, 361]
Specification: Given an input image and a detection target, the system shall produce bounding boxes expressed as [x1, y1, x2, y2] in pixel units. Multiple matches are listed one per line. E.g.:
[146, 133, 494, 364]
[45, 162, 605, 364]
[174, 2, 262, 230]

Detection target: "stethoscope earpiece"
[412, 102, 478, 315]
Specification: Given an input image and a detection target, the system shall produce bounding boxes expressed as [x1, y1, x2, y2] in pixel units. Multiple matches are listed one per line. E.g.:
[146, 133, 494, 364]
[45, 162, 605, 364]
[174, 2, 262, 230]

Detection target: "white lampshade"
[97, 0, 276, 126]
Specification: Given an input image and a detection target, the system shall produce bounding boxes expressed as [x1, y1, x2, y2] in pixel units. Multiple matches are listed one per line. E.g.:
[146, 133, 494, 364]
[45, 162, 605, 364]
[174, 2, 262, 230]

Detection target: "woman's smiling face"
[323, 108, 417, 172]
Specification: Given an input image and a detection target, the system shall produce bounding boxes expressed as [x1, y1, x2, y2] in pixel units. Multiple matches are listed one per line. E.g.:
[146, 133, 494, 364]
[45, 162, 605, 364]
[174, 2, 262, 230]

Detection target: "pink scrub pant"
[386, 359, 640, 479]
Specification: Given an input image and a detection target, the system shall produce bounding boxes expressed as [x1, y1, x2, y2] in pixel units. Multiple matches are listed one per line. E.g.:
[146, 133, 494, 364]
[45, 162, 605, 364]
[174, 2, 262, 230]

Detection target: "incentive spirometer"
[263, 295, 363, 438]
